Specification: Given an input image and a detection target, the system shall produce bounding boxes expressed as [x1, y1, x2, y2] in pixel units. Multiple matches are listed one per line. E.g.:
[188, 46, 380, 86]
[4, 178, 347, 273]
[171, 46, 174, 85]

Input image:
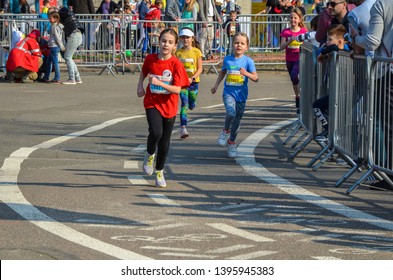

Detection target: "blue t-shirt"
[222, 55, 256, 102]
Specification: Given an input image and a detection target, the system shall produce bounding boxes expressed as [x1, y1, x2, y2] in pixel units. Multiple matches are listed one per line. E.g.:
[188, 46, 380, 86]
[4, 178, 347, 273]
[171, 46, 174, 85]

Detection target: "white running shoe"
[217, 129, 230, 147]
[142, 152, 155, 175]
[155, 170, 166, 188]
[180, 127, 189, 138]
[227, 143, 237, 158]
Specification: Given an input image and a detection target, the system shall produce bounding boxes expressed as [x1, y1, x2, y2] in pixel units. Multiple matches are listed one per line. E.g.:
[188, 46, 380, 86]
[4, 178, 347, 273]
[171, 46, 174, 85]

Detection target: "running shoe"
[142, 152, 155, 175]
[217, 129, 230, 147]
[155, 170, 166, 188]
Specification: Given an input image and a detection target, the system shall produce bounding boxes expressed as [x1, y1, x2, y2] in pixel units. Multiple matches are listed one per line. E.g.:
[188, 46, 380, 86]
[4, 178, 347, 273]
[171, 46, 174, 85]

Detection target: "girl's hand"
[211, 86, 217, 94]
[149, 75, 160, 86]
[137, 83, 145, 97]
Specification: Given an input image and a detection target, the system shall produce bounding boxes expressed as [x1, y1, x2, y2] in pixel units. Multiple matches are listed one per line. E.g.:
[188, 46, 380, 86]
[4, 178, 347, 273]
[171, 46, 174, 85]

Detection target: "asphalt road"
[0, 69, 392, 260]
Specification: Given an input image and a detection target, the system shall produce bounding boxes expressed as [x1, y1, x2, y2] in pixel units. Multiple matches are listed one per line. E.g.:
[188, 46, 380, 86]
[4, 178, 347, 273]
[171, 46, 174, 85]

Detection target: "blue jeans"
[44, 46, 60, 81]
[223, 94, 246, 143]
[64, 31, 82, 81]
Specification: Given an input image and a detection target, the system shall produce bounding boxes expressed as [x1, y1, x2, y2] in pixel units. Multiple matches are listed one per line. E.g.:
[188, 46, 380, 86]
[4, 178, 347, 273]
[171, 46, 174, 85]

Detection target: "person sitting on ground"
[313, 24, 350, 142]
[6, 29, 43, 83]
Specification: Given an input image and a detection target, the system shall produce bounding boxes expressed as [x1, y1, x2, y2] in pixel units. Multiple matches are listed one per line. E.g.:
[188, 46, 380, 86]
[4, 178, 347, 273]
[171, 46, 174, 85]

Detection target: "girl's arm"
[239, 68, 259, 83]
[280, 35, 293, 50]
[191, 56, 203, 82]
[149, 75, 182, 94]
[137, 72, 147, 97]
[211, 70, 227, 94]
[54, 25, 66, 51]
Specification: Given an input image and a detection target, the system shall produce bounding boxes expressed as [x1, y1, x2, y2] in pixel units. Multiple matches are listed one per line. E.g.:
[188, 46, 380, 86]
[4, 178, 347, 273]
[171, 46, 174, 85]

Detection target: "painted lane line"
[205, 244, 255, 254]
[160, 252, 216, 259]
[312, 256, 342, 260]
[236, 119, 393, 232]
[141, 246, 197, 252]
[127, 175, 149, 186]
[132, 144, 146, 153]
[227, 250, 277, 260]
[147, 194, 181, 207]
[140, 223, 189, 231]
[188, 118, 213, 124]
[0, 116, 151, 260]
[124, 160, 138, 169]
[207, 223, 275, 242]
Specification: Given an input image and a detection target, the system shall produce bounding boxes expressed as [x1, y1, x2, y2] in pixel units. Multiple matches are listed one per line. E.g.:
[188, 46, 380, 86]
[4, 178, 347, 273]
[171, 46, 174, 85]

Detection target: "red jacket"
[144, 5, 161, 28]
[6, 35, 42, 73]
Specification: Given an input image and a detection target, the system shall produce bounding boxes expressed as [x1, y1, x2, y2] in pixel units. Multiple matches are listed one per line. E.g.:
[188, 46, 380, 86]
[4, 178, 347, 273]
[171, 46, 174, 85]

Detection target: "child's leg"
[156, 114, 176, 170]
[52, 47, 60, 81]
[229, 101, 246, 143]
[44, 52, 53, 81]
[223, 94, 237, 132]
[146, 108, 163, 155]
[188, 83, 199, 110]
[180, 88, 189, 127]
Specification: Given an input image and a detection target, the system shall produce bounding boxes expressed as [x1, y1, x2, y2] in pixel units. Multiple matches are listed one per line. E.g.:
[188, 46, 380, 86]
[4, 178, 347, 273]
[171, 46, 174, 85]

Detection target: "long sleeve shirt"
[355, 0, 393, 58]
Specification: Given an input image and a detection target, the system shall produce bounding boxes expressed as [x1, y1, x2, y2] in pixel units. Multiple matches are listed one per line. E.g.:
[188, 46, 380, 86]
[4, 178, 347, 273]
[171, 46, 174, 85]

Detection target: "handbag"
[11, 21, 24, 49]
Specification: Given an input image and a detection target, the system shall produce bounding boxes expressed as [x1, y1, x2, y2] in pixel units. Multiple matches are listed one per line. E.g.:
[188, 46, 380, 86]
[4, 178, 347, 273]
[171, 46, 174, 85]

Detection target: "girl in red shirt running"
[137, 29, 190, 188]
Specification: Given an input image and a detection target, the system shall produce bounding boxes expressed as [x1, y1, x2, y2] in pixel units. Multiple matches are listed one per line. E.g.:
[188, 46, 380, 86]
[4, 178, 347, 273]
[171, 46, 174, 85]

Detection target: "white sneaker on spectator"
[62, 79, 76, 85]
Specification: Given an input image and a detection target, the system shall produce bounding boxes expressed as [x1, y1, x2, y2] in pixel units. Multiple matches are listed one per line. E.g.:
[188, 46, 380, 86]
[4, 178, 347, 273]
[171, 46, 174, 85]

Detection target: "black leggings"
[145, 108, 176, 170]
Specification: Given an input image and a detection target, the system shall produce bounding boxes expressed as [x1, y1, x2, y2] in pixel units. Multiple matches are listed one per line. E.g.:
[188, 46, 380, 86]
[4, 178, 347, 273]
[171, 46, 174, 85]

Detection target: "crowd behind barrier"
[1, 13, 314, 75]
[286, 42, 393, 194]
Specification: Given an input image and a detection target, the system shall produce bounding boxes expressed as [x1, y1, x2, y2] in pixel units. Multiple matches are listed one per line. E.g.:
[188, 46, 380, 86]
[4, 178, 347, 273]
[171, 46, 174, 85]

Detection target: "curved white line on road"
[237, 119, 393, 231]
[0, 115, 152, 260]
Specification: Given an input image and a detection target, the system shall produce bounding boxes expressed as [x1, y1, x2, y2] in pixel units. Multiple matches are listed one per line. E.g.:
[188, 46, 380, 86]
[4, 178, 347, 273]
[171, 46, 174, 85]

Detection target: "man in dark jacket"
[68, 0, 95, 14]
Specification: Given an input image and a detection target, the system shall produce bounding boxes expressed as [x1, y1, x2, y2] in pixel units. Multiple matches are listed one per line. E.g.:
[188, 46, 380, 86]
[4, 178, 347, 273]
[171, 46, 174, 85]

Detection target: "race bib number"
[226, 70, 244, 86]
[149, 74, 172, 94]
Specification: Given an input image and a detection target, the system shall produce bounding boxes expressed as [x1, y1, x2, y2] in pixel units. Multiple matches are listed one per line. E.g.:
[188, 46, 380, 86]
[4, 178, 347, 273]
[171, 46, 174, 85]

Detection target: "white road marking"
[0, 116, 151, 260]
[206, 244, 255, 254]
[127, 175, 149, 185]
[140, 223, 189, 231]
[159, 252, 216, 259]
[237, 119, 393, 231]
[312, 256, 342, 260]
[147, 194, 181, 207]
[188, 118, 212, 124]
[227, 250, 277, 260]
[132, 144, 146, 153]
[207, 223, 275, 242]
[124, 160, 138, 169]
[141, 246, 197, 252]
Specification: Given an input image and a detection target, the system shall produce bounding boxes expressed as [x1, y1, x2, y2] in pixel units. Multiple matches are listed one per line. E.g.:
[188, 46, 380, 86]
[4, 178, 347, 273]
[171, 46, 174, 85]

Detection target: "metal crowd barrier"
[283, 42, 318, 157]
[285, 44, 393, 194]
[347, 57, 393, 194]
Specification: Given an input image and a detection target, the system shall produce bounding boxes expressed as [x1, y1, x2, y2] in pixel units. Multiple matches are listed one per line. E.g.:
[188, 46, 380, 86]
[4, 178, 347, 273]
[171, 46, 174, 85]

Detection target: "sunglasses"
[327, 1, 344, 8]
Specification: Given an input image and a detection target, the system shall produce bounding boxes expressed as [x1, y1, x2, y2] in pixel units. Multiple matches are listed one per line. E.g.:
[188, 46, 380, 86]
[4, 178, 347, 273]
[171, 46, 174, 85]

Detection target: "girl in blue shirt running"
[211, 32, 259, 158]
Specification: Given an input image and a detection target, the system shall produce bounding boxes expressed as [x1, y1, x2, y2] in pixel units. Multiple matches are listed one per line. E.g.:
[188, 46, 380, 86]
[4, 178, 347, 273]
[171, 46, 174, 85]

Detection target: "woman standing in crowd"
[59, 6, 84, 85]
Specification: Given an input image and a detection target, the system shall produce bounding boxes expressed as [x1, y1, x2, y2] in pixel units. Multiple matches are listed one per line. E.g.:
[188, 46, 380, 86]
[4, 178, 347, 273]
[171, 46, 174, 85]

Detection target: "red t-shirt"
[142, 54, 190, 118]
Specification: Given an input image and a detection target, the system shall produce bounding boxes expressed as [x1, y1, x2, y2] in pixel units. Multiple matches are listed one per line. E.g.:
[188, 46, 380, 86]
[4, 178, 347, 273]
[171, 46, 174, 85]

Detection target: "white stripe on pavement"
[237, 119, 393, 231]
[207, 223, 275, 242]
